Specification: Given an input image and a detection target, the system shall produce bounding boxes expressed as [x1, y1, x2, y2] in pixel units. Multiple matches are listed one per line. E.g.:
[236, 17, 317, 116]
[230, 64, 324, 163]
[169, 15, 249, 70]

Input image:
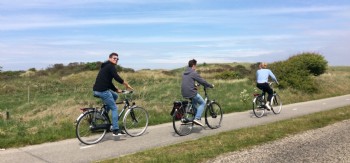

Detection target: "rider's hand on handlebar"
[123, 82, 134, 90]
[116, 89, 123, 93]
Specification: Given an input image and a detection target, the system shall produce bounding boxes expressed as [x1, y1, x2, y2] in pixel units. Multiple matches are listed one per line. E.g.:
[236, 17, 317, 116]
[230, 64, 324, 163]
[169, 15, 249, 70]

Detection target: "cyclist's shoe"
[265, 102, 271, 111]
[112, 129, 126, 136]
[193, 119, 204, 127]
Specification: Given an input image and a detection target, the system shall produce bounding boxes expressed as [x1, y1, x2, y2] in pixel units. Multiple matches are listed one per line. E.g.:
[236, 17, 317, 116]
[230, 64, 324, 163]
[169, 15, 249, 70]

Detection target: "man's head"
[108, 52, 119, 65]
[188, 59, 197, 69]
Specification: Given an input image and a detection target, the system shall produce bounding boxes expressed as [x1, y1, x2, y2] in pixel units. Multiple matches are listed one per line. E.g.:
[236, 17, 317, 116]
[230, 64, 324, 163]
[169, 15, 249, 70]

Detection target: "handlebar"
[195, 83, 214, 89]
[121, 90, 133, 94]
[268, 82, 279, 86]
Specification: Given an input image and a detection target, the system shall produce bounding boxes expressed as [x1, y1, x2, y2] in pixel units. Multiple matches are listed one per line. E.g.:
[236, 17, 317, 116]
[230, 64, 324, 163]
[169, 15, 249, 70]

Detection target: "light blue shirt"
[256, 69, 278, 83]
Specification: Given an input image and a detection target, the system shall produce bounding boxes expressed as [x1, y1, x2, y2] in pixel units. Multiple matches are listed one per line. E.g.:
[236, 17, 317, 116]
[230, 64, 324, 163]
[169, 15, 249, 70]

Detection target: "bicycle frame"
[187, 86, 217, 120]
[77, 91, 136, 130]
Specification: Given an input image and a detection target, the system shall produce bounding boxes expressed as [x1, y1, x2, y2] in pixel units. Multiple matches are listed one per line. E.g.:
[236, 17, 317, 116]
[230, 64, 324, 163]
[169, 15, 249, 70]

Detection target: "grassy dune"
[0, 65, 350, 148]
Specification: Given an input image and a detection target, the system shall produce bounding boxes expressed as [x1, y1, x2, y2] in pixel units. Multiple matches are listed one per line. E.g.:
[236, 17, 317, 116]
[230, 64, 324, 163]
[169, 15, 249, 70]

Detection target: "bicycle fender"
[207, 100, 216, 106]
[75, 110, 95, 122]
[76, 113, 85, 122]
[130, 105, 139, 109]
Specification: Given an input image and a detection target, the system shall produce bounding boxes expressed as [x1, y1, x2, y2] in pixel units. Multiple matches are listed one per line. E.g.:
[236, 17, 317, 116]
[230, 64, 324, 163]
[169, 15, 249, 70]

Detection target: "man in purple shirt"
[181, 59, 214, 126]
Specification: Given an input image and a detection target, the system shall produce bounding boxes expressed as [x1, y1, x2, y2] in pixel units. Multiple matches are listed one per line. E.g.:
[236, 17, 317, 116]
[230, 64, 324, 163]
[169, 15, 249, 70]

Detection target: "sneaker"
[265, 102, 271, 111]
[112, 129, 126, 136]
[193, 119, 204, 127]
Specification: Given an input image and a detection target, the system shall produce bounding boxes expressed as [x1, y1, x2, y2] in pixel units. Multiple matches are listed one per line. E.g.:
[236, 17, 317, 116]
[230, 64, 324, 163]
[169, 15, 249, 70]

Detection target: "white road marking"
[322, 103, 327, 105]
[293, 108, 298, 111]
[80, 145, 95, 149]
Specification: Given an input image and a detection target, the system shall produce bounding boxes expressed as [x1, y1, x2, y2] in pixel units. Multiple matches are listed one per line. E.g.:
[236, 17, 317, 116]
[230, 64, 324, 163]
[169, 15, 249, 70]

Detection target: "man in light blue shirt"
[256, 62, 279, 110]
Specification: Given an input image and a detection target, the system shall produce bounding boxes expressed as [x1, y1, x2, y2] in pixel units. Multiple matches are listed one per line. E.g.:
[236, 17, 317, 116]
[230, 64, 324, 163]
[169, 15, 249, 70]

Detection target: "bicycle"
[172, 85, 223, 136]
[75, 90, 149, 145]
[252, 82, 282, 118]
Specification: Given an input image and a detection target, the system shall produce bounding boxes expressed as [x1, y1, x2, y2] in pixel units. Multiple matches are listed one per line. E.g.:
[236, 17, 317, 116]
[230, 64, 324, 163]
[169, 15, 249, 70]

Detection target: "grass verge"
[99, 105, 350, 163]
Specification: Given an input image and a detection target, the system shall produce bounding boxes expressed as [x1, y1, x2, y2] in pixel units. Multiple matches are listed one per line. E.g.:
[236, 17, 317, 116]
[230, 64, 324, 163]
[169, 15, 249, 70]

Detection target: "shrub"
[234, 65, 250, 77]
[269, 61, 318, 92]
[85, 62, 102, 71]
[287, 52, 328, 76]
[215, 71, 242, 80]
[268, 52, 328, 93]
[28, 68, 37, 72]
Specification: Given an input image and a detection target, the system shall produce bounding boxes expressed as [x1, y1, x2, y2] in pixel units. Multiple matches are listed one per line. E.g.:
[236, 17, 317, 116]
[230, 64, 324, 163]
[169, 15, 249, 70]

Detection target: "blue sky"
[1, 0, 349, 71]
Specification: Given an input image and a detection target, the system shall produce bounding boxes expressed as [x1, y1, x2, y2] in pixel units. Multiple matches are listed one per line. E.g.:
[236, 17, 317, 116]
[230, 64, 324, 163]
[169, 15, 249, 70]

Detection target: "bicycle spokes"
[130, 110, 138, 123]
[209, 108, 217, 118]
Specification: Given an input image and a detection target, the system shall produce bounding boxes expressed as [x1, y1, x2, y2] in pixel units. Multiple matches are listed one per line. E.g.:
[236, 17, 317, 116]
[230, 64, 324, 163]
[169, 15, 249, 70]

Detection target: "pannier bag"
[170, 101, 189, 120]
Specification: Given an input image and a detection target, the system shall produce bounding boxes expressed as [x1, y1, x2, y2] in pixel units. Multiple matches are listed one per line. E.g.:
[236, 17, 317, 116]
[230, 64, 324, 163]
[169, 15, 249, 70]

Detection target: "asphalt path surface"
[1, 94, 350, 163]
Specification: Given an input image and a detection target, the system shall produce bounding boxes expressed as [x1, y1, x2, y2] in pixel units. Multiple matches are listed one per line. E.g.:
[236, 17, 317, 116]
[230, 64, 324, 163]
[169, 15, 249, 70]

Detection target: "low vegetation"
[0, 52, 349, 148]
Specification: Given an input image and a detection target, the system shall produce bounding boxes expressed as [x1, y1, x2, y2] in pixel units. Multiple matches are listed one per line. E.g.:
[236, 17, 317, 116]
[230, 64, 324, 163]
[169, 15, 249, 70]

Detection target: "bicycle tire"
[271, 94, 282, 114]
[123, 106, 149, 137]
[76, 111, 108, 145]
[205, 101, 223, 129]
[252, 96, 265, 118]
[173, 107, 194, 136]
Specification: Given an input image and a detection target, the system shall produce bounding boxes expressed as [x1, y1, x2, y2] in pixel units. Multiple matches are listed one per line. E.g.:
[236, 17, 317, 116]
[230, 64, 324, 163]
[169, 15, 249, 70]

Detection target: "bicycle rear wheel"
[173, 107, 194, 136]
[123, 106, 149, 137]
[253, 96, 265, 118]
[205, 101, 223, 129]
[271, 94, 282, 114]
[76, 111, 108, 145]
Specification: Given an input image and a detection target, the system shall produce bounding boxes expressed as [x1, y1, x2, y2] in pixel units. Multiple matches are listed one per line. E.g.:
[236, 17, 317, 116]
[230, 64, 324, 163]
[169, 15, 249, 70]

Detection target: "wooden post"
[6, 111, 9, 120]
[28, 86, 30, 103]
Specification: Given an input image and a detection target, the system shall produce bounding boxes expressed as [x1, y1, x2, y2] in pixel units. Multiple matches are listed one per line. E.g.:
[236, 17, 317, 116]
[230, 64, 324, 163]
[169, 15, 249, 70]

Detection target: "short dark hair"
[188, 59, 197, 67]
[109, 52, 118, 58]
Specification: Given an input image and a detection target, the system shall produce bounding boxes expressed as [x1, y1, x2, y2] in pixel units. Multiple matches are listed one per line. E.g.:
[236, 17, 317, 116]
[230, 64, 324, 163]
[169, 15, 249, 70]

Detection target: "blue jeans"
[93, 90, 119, 131]
[192, 93, 205, 120]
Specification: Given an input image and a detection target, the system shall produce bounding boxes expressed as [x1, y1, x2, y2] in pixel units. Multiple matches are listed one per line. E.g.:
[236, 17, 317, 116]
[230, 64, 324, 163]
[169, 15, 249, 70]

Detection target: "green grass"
[1, 65, 350, 148]
[100, 105, 350, 163]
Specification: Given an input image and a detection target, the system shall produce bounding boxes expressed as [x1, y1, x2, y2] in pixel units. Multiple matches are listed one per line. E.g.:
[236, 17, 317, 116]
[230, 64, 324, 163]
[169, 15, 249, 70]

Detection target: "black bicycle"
[252, 82, 282, 118]
[172, 85, 223, 136]
[75, 90, 149, 145]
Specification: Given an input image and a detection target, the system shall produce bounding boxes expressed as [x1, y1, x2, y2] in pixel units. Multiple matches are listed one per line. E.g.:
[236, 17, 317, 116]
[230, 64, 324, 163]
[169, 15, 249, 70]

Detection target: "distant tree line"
[0, 61, 135, 79]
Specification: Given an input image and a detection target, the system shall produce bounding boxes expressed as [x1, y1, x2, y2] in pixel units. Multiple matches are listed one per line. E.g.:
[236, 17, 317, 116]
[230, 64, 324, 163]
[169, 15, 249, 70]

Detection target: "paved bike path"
[1, 94, 350, 163]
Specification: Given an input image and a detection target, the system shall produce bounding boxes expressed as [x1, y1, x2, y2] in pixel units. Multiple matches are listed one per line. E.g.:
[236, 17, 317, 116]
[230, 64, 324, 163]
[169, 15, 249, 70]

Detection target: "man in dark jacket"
[181, 59, 213, 126]
[93, 52, 133, 136]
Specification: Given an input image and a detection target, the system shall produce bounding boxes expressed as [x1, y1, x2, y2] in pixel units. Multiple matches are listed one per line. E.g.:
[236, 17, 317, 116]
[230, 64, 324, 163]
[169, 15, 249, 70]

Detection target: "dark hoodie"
[181, 67, 213, 98]
[93, 61, 124, 92]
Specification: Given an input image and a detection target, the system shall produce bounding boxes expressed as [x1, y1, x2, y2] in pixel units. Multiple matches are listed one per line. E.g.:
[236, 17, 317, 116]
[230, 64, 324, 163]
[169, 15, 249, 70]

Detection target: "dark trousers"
[256, 83, 273, 102]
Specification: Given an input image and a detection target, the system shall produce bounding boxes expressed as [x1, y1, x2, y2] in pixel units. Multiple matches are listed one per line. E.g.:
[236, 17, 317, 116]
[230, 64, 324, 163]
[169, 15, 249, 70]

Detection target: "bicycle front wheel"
[271, 94, 282, 114]
[253, 97, 265, 118]
[75, 111, 108, 145]
[123, 106, 149, 137]
[173, 107, 194, 136]
[205, 101, 223, 129]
